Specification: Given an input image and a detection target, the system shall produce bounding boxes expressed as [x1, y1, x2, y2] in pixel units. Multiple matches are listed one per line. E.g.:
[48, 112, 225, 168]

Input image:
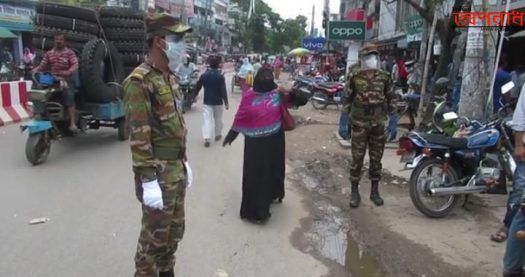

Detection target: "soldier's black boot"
[349, 182, 361, 208]
[370, 181, 384, 206]
[159, 270, 175, 277]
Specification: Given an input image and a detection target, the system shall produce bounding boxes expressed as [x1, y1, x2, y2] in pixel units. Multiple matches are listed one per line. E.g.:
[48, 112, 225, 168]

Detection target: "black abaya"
[240, 128, 285, 222]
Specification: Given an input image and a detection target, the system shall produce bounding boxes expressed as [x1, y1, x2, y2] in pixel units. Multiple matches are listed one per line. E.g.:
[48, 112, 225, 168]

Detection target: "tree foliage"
[230, 0, 307, 53]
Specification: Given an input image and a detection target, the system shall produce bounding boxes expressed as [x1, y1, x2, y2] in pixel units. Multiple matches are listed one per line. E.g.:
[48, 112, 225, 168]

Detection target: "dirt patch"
[286, 106, 507, 277]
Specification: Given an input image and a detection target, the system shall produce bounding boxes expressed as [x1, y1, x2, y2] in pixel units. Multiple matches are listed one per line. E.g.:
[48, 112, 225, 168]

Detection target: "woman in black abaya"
[222, 68, 289, 224]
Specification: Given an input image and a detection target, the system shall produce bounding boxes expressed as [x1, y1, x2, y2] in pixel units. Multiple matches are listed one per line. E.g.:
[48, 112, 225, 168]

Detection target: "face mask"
[163, 35, 186, 72]
[361, 55, 379, 70]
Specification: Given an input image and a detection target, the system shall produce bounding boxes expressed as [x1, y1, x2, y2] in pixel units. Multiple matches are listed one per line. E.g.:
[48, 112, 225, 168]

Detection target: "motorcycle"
[397, 83, 516, 218]
[310, 81, 345, 110]
[178, 69, 200, 113]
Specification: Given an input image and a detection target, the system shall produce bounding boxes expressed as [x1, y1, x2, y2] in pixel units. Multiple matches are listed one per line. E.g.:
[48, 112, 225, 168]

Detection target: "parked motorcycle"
[310, 81, 345, 110]
[397, 83, 516, 218]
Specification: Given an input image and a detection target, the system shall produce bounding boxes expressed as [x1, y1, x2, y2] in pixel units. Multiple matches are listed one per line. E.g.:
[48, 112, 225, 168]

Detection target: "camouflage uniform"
[123, 13, 192, 277]
[346, 44, 394, 207]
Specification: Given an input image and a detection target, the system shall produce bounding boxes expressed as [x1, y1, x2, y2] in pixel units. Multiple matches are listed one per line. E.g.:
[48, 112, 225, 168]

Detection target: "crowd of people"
[0, 45, 36, 81]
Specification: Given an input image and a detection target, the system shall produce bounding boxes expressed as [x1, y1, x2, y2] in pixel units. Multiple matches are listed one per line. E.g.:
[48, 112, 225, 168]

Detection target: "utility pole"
[415, 9, 438, 128]
[310, 5, 315, 36]
[458, 0, 487, 120]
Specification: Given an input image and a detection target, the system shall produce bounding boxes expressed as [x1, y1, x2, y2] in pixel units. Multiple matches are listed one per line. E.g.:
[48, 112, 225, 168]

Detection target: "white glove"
[142, 180, 163, 210]
[185, 161, 193, 188]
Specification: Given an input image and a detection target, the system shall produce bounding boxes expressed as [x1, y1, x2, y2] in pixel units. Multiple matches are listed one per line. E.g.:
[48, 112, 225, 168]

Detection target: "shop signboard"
[302, 37, 326, 51]
[0, 4, 33, 24]
[0, 4, 34, 32]
[327, 21, 366, 40]
[405, 15, 423, 42]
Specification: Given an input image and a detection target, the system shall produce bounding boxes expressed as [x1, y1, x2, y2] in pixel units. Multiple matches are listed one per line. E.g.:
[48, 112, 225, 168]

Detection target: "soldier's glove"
[184, 161, 193, 188]
[142, 180, 164, 210]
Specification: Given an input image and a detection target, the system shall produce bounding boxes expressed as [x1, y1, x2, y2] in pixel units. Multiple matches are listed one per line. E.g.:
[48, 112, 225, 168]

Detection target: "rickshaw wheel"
[117, 118, 130, 141]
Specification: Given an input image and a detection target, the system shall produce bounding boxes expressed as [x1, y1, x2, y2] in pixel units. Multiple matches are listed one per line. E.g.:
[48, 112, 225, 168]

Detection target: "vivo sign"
[302, 37, 326, 51]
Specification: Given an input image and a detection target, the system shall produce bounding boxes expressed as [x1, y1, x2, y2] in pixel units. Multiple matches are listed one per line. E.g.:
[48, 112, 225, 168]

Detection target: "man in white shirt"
[502, 85, 525, 277]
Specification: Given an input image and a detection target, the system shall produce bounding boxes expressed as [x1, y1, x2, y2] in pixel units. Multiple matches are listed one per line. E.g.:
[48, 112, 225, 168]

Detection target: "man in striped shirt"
[33, 33, 79, 132]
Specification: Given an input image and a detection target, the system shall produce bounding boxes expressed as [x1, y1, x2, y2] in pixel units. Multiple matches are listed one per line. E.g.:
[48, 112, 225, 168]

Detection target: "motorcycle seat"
[317, 82, 342, 89]
[419, 133, 468, 149]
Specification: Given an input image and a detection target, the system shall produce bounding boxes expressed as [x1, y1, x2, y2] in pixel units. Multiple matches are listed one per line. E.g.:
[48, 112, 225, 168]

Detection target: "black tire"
[121, 53, 146, 66]
[311, 91, 328, 110]
[102, 28, 145, 41]
[117, 118, 130, 141]
[100, 17, 144, 29]
[36, 3, 98, 23]
[408, 158, 460, 218]
[34, 14, 99, 35]
[112, 41, 147, 53]
[32, 37, 85, 52]
[33, 26, 96, 43]
[81, 39, 125, 103]
[25, 133, 51, 166]
[99, 6, 144, 20]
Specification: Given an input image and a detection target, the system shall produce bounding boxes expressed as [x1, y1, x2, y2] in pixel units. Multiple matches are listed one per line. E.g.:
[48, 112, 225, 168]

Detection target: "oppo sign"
[331, 27, 363, 36]
[328, 21, 366, 40]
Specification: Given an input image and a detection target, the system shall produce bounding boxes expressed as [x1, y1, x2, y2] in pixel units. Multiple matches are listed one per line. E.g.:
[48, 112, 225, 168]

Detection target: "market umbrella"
[0, 27, 16, 38]
[288, 48, 311, 57]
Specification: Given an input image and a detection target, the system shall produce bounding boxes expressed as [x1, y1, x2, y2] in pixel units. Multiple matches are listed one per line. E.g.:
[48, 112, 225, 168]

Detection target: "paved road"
[0, 73, 328, 277]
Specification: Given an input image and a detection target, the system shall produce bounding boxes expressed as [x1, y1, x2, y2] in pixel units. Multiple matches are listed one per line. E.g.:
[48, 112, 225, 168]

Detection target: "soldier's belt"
[152, 146, 186, 160]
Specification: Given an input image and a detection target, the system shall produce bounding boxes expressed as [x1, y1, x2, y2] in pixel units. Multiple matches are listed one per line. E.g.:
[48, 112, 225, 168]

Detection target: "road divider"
[0, 80, 32, 127]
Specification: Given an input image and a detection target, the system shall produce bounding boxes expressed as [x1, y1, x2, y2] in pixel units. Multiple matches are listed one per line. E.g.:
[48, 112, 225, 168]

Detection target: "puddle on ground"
[297, 162, 385, 277]
[345, 236, 384, 277]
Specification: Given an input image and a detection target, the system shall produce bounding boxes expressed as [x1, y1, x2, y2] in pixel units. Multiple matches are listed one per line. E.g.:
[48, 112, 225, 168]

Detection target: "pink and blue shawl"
[232, 88, 282, 138]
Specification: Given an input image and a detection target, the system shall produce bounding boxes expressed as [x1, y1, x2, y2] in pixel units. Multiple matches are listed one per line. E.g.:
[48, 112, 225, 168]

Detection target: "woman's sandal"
[491, 227, 508, 243]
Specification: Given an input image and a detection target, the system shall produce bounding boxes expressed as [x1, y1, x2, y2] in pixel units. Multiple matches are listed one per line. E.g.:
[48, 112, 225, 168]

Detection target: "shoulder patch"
[125, 63, 152, 82]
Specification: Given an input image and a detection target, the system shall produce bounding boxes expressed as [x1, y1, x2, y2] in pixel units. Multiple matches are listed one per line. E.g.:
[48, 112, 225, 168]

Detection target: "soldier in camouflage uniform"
[122, 13, 192, 277]
[346, 44, 394, 208]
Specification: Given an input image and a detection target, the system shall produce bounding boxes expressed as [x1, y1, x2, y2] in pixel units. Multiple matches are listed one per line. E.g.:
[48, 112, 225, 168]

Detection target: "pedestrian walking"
[122, 13, 192, 277]
[273, 56, 283, 81]
[492, 84, 525, 244]
[223, 68, 296, 224]
[346, 43, 394, 208]
[193, 55, 229, 147]
[238, 58, 254, 90]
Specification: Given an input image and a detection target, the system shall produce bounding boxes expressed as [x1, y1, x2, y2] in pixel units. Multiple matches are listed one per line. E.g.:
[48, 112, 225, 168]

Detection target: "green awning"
[0, 27, 16, 38]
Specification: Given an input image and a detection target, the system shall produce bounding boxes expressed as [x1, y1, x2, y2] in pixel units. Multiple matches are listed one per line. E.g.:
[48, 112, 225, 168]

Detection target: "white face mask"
[361, 55, 379, 70]
[163, 35, 187, 72]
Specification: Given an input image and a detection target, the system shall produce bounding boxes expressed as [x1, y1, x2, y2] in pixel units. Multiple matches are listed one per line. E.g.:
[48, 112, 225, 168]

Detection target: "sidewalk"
[286, 103, 507, 277]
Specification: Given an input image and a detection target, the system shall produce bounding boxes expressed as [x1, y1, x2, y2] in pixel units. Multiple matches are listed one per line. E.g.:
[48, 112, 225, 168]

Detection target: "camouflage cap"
[145, 12, 193, 39]
[359, 43, 379, 56]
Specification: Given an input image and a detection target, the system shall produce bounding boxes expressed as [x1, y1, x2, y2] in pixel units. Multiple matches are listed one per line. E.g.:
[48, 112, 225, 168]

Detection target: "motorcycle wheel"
[25, 133, 51, 166]
[311, 91, 328, 110]
[409, 158, 460, 218]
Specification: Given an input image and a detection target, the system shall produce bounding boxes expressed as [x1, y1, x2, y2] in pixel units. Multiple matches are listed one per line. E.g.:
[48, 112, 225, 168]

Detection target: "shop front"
[0, 3, 34, 65]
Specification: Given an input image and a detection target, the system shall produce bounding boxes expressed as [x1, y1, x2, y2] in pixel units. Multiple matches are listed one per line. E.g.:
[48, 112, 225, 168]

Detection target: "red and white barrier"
[0, 80, 32, 127]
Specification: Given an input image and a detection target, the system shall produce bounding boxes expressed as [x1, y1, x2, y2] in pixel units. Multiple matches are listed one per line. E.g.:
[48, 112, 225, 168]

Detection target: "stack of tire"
[32, 3, 125, 103]
[33, 2, 99, 55]
[99, 6, 147, 76]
